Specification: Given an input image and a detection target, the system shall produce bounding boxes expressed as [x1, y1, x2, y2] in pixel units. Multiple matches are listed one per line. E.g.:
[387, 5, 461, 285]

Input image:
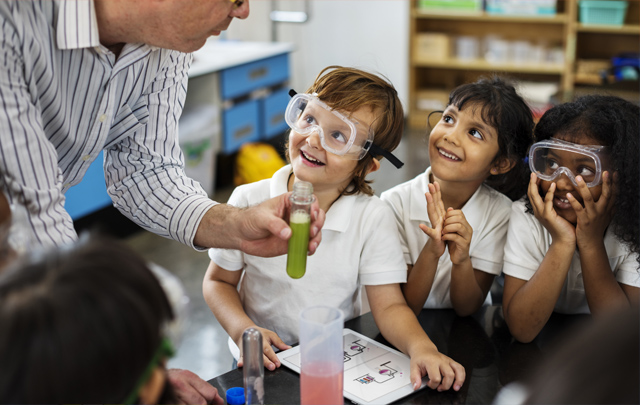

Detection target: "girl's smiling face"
[289, 106, 376, 194]
[539, 135, 607, 225]
[428, 104, 502, 187]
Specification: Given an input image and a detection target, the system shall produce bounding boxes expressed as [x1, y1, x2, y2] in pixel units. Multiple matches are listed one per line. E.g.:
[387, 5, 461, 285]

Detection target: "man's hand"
[195, 193, 325, 257]
[236, 193, 325, 257]
[167, 368, 224, 404]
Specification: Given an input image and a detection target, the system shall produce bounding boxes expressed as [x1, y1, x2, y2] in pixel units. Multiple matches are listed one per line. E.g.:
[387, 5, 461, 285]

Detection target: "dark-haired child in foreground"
[0, 237, 223, 404]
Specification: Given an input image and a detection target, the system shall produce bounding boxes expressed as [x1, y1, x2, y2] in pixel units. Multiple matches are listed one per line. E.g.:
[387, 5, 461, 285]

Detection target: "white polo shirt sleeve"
[380, 180, 414, 266]
[207, 185, 250, 271]
[465, 187, 513, 276]
[358, 202, 408, 286]
[503, 199, 553, 280]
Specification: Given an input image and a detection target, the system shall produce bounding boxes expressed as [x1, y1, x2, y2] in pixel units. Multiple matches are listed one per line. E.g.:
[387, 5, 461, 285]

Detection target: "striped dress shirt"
[0, 0, 217, 249]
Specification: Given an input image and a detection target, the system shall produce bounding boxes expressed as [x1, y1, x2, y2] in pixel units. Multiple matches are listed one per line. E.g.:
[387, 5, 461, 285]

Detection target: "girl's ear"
[138, 367, 167, 405]
[491, 158, 516, 175]
[367, 158, 381, 175]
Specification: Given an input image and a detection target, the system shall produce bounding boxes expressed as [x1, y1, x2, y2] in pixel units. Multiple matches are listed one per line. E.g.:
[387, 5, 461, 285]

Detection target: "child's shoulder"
[478, 184, 513, 208]
[380, 170, 429, 201]
[228, 177, 274, 207]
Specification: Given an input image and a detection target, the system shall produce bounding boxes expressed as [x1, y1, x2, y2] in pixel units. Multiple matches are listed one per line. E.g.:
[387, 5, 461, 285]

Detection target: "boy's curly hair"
[438, 76, 535, 201]
[531, 94, 640, 261]
[286, 65, 404, 196]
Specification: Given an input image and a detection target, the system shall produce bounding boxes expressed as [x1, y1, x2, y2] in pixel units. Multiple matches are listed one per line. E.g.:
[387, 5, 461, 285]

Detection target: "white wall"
[225, 0, 410, 114]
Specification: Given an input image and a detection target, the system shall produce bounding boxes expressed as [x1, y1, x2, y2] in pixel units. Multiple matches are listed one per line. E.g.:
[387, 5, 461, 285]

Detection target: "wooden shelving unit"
[408, 0, 640, 128]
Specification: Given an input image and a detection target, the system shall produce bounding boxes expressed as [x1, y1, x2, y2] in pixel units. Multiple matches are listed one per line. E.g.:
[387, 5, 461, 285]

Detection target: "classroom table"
[207, 305, 590, 404]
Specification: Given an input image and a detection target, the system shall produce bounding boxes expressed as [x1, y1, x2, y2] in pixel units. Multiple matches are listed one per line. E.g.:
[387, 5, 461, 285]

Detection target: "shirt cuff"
[360, 269, 408, 285]
[502, 261, 537, 281]
[168, 194, 218, 250]
[471, 257, 503, 275]
[208, 247, 244, 271]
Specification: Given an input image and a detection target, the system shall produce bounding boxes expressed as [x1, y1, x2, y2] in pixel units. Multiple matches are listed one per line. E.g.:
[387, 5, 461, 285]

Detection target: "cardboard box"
[414, 33, 450, 63]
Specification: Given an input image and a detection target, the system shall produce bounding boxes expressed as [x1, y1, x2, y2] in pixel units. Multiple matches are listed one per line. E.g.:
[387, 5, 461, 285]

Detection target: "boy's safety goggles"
[528, 139, 610, 188]
[285, 90, 404, 168]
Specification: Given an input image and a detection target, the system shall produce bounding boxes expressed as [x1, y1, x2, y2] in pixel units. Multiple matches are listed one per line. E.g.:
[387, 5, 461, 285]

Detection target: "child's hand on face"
[568, 172, 617, 250]
[237, 327, 291, 371]
[408, 344, 465, 392]
[441, 208, 472, 265]
[420, 182, 447, 258]
[528, 173, 576, 246]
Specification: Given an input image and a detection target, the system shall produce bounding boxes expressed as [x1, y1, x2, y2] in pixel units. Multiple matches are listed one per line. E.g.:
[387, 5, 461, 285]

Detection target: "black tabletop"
[208, 305, 590, 404]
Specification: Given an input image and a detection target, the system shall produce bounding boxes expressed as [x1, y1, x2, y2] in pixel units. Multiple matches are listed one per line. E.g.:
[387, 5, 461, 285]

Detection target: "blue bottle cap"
[226, 386, 245, 405]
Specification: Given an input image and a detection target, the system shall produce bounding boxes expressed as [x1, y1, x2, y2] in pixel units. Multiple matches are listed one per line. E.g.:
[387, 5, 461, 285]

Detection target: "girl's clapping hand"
[441, 208, 472, 265]
[420, 182, 447, 258]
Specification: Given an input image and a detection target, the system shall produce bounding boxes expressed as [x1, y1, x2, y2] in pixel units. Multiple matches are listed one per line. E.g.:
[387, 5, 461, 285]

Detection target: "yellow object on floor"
[234, 142, 286, 186]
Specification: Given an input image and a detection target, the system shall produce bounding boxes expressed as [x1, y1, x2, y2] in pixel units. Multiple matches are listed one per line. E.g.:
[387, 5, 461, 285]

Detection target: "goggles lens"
[529, 139, 608, 187]
[285, 93, 374, 160]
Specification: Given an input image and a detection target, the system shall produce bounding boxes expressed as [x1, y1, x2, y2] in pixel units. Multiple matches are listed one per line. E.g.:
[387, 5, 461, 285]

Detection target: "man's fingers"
[168, 368, 222, 405]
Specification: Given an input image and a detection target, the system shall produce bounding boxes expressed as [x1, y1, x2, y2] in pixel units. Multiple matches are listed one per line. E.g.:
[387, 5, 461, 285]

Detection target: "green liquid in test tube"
[286, 181, 314, 279]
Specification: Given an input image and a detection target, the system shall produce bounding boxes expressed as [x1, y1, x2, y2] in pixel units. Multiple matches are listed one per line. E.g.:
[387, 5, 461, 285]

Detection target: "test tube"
[286, 181, 315, 279]
[243, 328, 265, 405]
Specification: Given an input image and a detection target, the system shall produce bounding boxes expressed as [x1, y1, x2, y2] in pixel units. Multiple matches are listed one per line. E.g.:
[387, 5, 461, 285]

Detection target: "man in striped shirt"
[0, 0, 325, 404]
[0, 0, 323, 254]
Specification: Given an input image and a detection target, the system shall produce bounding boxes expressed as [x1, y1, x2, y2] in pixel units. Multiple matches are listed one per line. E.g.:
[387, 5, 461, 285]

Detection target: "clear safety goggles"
[285, 91, 404, 168]
[528, 139, 610, 188]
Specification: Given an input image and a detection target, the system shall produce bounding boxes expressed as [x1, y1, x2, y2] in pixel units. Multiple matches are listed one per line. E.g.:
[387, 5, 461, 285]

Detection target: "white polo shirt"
[380, 167, 512, 308]
[503, 199, 640, 314]
[209, 165, 407, 346]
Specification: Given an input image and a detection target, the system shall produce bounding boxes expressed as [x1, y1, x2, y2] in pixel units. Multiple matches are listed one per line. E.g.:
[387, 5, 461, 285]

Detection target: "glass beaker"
[299, 305, 344, 405]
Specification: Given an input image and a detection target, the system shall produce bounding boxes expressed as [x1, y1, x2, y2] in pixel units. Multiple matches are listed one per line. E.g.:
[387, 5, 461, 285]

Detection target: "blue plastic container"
[579, 1, 628, 25]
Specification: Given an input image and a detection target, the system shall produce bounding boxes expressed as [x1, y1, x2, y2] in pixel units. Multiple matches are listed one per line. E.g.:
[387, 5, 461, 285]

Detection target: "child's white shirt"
[503, 198, 640, 314]
[380, 167, 511, 308]
[208, 165, 407, 356]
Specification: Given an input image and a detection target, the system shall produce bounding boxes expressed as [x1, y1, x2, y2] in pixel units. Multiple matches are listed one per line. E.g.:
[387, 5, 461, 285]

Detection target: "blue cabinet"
[261, 87, 291, 139]
[221, 54, 290, 100]
[218, 53, 291, 153]
[64, 151, 112, 220]
[222, 99, 261, 154]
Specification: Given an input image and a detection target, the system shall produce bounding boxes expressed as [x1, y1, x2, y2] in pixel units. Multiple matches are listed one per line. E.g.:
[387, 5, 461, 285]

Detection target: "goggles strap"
[122, 337, 176, 405]
[369, 143, 404, 169]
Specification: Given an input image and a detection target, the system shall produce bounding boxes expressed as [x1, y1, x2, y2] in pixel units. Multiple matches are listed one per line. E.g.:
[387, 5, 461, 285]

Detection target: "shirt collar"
[409, 167, 485, 231]
[56, 0, 101, 50]
[271, 165, 355, 233]
[56, 0, 160, 53]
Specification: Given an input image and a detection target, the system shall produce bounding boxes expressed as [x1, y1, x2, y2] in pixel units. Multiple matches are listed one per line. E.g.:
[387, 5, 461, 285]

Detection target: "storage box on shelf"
[417, 0, 482, 13]
[579, 0, 628, 25]
[485, 0, 557, 16]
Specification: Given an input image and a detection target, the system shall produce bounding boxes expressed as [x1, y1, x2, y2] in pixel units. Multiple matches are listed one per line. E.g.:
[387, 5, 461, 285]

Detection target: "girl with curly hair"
[502, 94, 640, 343]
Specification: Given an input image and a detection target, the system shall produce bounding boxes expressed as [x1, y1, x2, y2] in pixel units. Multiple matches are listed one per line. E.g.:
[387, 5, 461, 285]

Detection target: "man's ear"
[367, 158, 381, 175]
[490, 158, 516, 175]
